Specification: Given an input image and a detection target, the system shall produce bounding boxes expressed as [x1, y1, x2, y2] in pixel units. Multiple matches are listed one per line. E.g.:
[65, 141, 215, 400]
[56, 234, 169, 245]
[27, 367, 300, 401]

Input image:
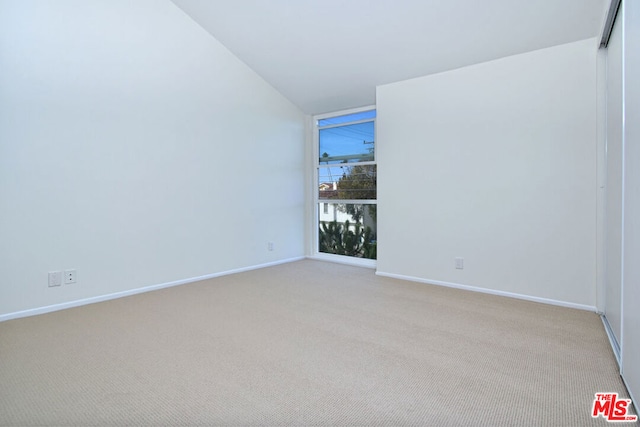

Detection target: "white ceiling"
[170, 0, 607, 115]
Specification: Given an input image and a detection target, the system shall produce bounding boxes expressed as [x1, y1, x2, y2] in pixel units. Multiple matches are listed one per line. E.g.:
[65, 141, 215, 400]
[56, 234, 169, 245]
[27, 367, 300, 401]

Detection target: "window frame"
[311, 105, 377, 268]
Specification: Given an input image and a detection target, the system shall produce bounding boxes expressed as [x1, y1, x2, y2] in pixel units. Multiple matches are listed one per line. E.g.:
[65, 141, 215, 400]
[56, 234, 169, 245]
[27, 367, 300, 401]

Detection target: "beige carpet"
[0, 259, 635, 426]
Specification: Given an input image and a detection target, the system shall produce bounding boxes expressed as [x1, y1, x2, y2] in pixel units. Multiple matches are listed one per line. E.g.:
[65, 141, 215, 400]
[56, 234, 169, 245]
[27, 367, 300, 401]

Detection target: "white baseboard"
[0, 257, 305, 323]
[601, 315, 621, 367]
[375, 271, 598, 312]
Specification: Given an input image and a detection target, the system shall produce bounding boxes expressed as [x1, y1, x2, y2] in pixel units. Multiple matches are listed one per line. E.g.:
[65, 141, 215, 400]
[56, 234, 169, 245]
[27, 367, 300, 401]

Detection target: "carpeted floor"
[0, 259, 635, 426]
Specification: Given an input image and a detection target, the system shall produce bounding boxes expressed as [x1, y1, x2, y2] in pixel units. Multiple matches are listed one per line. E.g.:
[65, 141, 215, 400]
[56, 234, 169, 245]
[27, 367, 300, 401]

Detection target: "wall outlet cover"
[48, 271, 62, 287]
[64, 269, 77, 284]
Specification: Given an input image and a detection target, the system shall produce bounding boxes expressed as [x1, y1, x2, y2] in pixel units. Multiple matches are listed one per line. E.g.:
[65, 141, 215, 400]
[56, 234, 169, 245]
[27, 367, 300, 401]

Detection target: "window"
[315, 108, 376, 260]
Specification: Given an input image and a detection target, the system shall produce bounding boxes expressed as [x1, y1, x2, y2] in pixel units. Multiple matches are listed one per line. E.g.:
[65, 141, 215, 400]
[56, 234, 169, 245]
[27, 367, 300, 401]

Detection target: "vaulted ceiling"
[171, 0, 607, 114]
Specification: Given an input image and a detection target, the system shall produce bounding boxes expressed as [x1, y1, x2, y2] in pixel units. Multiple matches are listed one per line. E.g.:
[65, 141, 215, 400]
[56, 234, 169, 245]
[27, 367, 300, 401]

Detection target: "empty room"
[1, 0, 638, 425]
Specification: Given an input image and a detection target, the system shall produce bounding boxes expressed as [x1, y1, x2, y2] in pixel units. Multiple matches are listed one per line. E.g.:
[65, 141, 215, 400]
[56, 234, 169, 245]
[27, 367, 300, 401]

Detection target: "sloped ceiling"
[171, 0, 607, 114]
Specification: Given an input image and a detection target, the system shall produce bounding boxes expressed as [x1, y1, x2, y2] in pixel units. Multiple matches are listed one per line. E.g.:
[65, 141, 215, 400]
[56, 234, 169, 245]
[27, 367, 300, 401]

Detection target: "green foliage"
[334, 164, 377, 223]
[319, 220, 376, 259]
[336, 164, 376, 200]
[362, 233, 377, 259]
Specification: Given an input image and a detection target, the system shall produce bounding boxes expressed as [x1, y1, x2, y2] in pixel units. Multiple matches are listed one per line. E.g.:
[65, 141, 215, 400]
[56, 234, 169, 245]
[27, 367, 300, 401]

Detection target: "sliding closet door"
[622, 0, 640, 405]
[604, 10, 624, 351]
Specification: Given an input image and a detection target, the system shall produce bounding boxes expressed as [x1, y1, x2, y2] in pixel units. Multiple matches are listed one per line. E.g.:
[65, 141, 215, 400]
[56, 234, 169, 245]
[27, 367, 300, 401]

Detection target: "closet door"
[604, 8, 624, 352]
[622, 0, 640, 405]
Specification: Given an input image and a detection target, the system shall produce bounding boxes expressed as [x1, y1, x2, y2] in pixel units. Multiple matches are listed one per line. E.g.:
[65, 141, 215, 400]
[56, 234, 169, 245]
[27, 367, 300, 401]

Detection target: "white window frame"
[311, 105, 377, 268]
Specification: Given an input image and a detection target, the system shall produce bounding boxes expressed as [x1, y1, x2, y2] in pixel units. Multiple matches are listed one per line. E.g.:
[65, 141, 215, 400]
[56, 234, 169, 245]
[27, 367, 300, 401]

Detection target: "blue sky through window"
[319, 121, 374, 164]
[318, 110, 375, 192]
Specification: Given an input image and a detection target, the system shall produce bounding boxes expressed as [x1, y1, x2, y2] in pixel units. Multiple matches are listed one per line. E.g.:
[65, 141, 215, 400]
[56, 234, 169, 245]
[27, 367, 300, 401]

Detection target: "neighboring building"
[318, 181, 376, 238]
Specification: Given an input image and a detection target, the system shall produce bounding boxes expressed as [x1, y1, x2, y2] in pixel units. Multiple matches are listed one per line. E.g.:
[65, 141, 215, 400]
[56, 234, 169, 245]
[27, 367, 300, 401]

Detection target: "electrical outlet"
[64, 269, 77, 284]
[267, 242, 274, 251]
[48, 271, 62, 287]
[455, 257, 464, 270]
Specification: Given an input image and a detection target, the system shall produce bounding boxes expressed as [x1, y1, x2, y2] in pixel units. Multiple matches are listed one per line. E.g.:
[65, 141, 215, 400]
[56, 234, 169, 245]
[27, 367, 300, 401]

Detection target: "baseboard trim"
[0, 257, 305, 323]
[601, 314, 622, 367]
[375, 271, 598, 312]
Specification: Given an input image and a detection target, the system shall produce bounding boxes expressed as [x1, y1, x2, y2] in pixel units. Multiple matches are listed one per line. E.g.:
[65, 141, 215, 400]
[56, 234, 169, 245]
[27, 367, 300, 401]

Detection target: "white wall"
[0, 0, 305, 317]
[376, 39, 597, 308]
